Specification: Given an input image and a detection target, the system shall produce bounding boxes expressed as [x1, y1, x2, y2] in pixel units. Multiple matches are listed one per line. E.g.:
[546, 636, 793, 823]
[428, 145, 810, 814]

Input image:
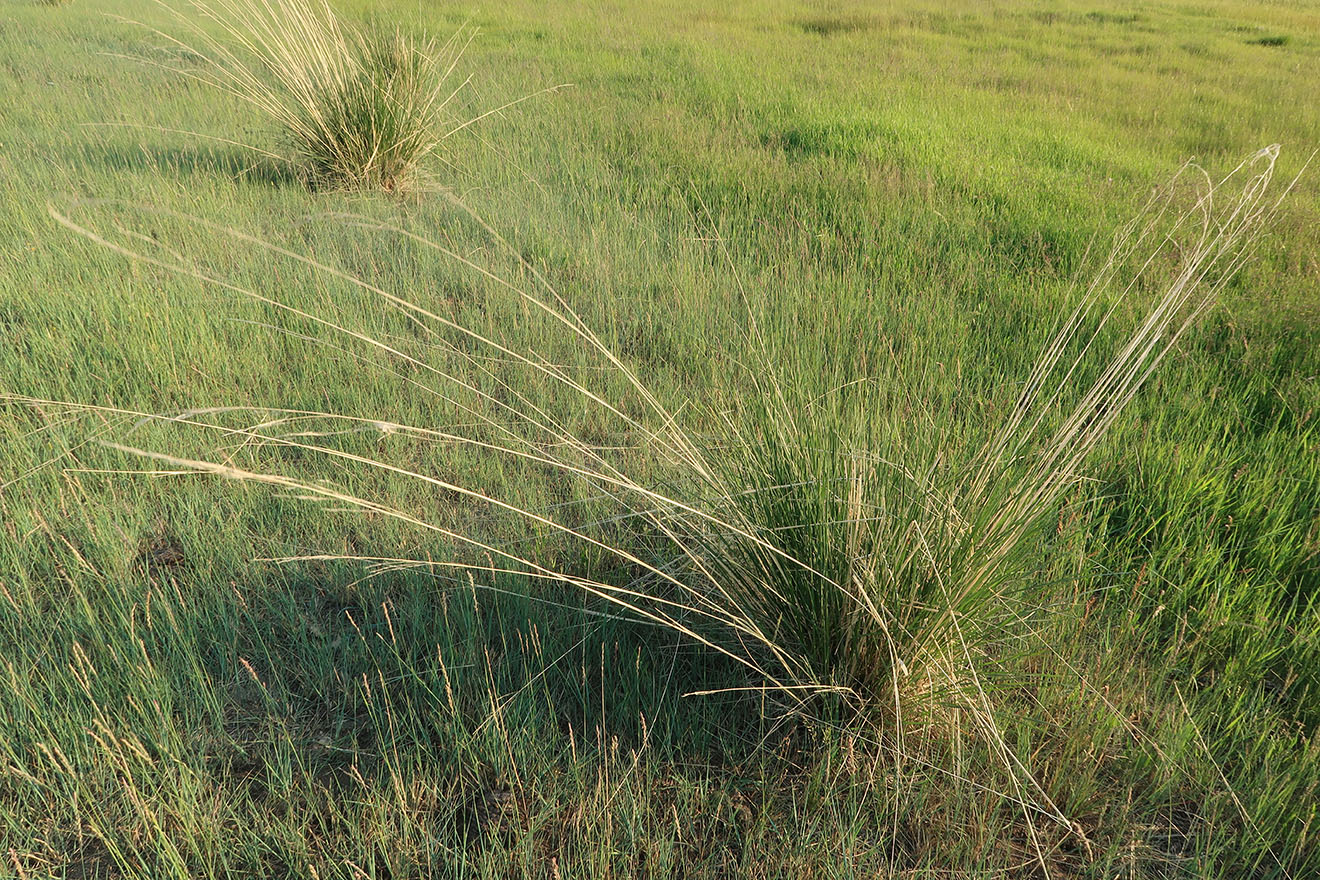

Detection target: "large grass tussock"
[693, 148, 1293, 706]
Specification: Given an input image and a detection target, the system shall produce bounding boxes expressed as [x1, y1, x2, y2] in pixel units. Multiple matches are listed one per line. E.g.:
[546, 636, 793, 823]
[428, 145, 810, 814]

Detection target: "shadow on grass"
[0, 542, 785, 874]
[193, 556, 777, 847]
[78, 140, 299, 188]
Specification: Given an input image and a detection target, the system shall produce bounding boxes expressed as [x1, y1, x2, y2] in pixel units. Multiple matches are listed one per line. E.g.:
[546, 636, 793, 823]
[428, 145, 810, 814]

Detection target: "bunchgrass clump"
[142, 0, 470, 191]
[686, 149, 1294, 708]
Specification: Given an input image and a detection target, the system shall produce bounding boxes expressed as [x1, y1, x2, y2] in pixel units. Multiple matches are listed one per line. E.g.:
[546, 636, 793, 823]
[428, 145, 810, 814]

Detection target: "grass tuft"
[797, 15, 878, 37]
[143, 0, 471, 191]
[687, 148, 1293, 707]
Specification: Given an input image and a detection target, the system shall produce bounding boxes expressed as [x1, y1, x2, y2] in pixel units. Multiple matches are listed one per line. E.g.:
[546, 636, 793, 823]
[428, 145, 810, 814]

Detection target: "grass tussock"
[691, 148, 1292, 707]
[142, 0, 472, 191]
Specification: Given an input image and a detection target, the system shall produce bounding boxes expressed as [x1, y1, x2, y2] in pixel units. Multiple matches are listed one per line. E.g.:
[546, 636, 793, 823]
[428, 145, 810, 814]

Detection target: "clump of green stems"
[136, 0, 477, 191]
[695, 150, 1290, 706]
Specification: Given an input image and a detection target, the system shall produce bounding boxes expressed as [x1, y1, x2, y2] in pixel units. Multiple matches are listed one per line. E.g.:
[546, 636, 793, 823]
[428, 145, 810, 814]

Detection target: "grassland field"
[1, 0, 1319, 877]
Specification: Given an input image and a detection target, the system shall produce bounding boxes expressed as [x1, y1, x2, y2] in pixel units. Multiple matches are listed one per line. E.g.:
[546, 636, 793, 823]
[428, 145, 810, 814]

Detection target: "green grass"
[2, 0, 1318, 877]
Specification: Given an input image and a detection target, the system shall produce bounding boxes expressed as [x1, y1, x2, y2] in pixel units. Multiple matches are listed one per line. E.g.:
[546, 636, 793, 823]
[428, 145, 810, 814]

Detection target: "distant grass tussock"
[797, 15, 880, 37]
[146, 0, 470, 191]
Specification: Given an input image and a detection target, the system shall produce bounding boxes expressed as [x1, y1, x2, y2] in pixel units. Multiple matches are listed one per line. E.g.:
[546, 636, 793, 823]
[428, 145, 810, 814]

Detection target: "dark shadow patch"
[762, 120, 894, 160]
[135, 523, 188, 576]
[796, 15, 879, 37]
[66, 839, 120, 880]
[1247, 34, 1289, 47]
[1086, 11, 1143, 25]
[448, 763, 517, 850]
[79, 142, 298, 188]
[1030, 10, 1065, 25]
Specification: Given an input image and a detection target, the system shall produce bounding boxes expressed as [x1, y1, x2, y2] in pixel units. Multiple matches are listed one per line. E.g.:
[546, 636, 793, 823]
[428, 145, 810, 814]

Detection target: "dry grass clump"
[142, 0, 471, 191]
[688, 148, 1292, 707]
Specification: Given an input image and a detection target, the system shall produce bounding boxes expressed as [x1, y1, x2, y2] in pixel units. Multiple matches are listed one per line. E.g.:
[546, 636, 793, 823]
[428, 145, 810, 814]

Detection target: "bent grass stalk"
[14, 146, 1296, 858]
